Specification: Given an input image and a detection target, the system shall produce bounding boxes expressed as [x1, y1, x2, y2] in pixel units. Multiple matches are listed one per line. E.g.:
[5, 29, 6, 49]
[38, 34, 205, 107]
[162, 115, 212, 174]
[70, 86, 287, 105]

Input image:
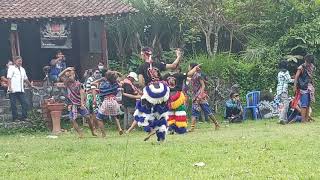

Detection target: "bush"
[0, 109, 48, 135]
[184, 52, 279, 113]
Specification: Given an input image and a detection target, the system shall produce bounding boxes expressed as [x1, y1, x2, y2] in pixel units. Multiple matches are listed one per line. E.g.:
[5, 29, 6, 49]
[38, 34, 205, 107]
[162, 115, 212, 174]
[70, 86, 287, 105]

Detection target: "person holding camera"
[225, 92, 243, 123]
[49, 50, 66, 82]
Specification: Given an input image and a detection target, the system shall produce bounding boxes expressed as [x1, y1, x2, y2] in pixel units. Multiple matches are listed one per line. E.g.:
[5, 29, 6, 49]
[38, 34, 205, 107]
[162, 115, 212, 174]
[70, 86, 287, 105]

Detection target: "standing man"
[7, 56, 32, 121]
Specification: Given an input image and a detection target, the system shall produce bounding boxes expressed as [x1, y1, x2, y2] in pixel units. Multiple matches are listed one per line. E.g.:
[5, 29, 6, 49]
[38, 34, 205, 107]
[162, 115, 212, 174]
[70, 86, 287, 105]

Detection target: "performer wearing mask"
[134, 47, 182, 142]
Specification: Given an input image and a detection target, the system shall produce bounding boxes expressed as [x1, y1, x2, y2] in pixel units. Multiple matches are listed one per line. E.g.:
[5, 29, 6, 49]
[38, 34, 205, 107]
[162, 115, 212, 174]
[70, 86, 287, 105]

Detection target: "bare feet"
[144, 136, 151, 141]
[214, 124, 220, 130]
[119, 130, 124, 135]
[101, 132, 106, 138]
[78, 133, 84, 138]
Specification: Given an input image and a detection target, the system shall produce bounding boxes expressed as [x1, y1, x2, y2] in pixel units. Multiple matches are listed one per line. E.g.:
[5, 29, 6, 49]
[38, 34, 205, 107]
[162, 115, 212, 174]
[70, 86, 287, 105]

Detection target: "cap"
[127, 72, 138, 81]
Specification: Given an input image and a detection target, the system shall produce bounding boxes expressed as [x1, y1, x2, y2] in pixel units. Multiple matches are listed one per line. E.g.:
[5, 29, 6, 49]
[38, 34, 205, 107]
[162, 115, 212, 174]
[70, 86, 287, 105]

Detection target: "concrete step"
[0, 114, 13, 122]
[0, 106, 11, 115]
[0, 98, 10, 107]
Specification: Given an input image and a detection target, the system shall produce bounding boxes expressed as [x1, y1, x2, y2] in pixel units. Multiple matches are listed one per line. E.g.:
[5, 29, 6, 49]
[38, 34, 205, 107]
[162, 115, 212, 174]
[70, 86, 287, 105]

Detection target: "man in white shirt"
[7, 56, 32, 121]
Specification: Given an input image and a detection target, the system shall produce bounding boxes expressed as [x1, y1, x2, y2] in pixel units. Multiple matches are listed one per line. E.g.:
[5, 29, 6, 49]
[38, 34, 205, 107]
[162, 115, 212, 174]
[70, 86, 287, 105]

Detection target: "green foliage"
[127, 53, 143, 72]
[188, 53, 278, 96]
[108, 59, 122, 72]
[278, 17, 320, 55]
[0, 109, 47, 135]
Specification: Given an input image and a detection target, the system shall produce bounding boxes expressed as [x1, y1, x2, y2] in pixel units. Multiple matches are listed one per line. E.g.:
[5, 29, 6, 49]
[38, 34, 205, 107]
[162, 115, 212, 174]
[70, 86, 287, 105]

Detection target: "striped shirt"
[67, 81, 82, 105]
[99, 79, 119, 99]
[85, 77, 98, 92]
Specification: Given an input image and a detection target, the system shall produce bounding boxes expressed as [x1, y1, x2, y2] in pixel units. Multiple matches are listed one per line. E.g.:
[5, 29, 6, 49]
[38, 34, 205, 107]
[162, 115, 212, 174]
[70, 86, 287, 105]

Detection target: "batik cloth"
[69, 105, 89, 121]
[86, 93, 101, 113]
[97, 95, 121, 118]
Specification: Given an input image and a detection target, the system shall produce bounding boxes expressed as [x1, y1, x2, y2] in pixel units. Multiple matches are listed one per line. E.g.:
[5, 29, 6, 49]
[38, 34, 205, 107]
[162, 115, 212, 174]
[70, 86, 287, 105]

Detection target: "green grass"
[1, 119, 320, 179]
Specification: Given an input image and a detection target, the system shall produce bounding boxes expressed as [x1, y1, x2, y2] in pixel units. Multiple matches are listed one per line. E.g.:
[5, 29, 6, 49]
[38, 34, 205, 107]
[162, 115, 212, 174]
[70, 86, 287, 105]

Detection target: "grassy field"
[1, 119, 320, 179]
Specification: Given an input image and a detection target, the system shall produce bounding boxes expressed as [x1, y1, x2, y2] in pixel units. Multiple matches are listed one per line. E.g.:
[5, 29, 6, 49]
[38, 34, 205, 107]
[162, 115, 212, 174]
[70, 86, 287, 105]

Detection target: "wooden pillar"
[101, 21, 108, 69]
[9, 31, 20, 58]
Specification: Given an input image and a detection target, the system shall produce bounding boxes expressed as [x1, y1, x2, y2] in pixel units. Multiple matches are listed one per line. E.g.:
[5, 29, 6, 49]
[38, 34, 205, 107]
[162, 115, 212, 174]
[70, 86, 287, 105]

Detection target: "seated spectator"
[49, 50, 66, 82]
[225, 92, 243, 123]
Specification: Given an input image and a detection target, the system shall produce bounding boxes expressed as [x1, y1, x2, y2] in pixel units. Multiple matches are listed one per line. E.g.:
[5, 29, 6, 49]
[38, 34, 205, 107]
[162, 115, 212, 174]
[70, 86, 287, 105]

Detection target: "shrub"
[184, 52, 279, 113]
[0, 109, 48, 135]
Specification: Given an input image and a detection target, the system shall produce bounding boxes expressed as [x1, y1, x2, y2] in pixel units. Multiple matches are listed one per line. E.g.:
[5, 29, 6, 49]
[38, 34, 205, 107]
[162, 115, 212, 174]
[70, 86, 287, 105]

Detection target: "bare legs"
[126, 120, 138, 134]
[87, 115, 97, 136]
[115, 117, 124, 135]
[95, 116, 123, 138]
[189, 116, 197, 132]
[189, 115, 220, 132]
[71, 120, 84, 138]
[209, 114, 220, 130]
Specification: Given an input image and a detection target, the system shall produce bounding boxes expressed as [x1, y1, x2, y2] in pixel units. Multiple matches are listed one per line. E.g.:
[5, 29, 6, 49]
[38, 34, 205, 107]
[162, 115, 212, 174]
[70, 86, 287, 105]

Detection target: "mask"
[98, 66, 104, 70]
[94, 73, 102, 79]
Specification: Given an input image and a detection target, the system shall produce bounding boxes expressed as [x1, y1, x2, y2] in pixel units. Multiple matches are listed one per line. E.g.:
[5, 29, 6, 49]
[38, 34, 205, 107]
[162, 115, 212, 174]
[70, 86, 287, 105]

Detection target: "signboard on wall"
[40, 22, 72, 49]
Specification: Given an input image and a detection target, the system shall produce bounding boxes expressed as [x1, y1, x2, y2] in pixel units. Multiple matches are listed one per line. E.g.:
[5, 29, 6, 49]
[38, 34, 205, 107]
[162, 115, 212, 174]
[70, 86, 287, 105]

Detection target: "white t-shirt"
[7, 65, 28, 93]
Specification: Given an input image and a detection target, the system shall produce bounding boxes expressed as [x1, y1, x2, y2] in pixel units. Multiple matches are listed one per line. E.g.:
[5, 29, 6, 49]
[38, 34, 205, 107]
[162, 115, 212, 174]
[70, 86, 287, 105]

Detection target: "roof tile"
[0, 0, 137, 20]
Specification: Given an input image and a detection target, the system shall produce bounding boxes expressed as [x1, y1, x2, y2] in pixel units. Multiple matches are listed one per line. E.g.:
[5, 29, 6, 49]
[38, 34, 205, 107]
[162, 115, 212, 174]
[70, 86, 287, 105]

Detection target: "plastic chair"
[243, 91, 261, 120]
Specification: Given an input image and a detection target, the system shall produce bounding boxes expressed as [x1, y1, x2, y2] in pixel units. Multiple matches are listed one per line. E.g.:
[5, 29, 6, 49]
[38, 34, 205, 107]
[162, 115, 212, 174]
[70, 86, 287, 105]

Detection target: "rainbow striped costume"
[167, 91, 187, 134]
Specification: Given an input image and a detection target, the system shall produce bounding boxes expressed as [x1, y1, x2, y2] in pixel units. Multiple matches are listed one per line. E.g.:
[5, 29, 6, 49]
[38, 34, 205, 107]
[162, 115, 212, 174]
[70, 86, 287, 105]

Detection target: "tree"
[160, 0, 228, 56]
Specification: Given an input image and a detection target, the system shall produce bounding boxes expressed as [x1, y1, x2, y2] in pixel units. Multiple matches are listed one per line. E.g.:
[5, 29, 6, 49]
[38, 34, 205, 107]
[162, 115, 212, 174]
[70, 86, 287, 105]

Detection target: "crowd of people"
[0, 49, 316, 142]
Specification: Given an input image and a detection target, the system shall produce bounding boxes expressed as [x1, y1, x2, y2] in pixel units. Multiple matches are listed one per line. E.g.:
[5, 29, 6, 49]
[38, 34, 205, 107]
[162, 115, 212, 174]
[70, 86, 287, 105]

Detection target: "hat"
[58, 67, 75, 78]
[127, 72, 138, 81]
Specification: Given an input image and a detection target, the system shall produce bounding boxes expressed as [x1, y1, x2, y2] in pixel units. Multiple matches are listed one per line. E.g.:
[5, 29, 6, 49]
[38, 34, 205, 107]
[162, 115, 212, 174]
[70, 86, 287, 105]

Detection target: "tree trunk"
[205, 32, 213, 56]
[213, 26, 220, 56]
[152, 34, 158, 49]
[229, 29, 233, 55]
[135, 32, 142, 52]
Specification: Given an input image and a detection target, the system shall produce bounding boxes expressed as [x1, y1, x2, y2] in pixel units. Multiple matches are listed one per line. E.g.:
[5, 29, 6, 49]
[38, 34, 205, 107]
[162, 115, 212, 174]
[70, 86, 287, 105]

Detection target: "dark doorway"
[18, 21, 82, 80]
[0, 23, 11, 68]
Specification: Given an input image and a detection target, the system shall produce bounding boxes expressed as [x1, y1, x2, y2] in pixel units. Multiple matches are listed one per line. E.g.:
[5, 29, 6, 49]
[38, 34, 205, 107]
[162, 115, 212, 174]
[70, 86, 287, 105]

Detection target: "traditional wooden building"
[0, 0, 136, 80]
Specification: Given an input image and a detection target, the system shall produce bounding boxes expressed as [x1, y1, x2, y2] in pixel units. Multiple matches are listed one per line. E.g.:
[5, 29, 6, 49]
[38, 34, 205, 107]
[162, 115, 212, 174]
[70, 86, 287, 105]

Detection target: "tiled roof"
[0, 0, 137, 20]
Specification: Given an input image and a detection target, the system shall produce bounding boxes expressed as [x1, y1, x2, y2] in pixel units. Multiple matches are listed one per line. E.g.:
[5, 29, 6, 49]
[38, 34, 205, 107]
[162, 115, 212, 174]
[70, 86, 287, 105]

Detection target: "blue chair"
[243, 91, 261, 120]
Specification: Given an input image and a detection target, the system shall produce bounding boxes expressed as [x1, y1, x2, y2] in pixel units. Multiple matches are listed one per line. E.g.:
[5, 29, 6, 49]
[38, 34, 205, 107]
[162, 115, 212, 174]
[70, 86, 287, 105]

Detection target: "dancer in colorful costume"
[84, 69, 102, 129]
[59, 67, 96, 138]
[93, 71, 124, 137]
[163, 66, 200, 134]
[134, 47, 182, 142]
[188, 63, 220, 132]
